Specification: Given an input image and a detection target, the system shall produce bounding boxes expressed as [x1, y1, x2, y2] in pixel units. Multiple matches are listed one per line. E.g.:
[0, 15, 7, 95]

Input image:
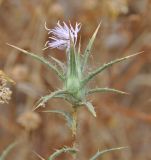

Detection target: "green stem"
[71, 107, 78, 160]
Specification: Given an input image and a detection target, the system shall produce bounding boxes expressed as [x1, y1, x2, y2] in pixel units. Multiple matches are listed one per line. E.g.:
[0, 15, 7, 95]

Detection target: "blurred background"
[0, 0, 151, 159]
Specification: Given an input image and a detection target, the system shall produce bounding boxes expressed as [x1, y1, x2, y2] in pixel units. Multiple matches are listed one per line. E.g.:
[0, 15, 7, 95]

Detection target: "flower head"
[44, 21, 81, 50]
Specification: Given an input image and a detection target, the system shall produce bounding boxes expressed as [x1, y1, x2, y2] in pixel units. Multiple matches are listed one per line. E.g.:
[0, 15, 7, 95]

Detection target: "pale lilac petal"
[45, 21, 81, 50]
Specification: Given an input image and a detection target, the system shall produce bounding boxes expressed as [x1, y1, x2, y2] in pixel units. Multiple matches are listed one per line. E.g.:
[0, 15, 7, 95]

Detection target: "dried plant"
[0, 70, 14, 104]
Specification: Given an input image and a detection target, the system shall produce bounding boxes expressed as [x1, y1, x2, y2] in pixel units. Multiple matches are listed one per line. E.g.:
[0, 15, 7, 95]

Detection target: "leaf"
[33, 151, 45, 160]
[42, 110, 73, 128]
[48, 147, 78, 160]
[49, 56, 66, 72]
[84, 102, 96, 117]
[90, 146, 128, 160]
[52, 91, 79, 105]
[0, 142, 18, 160]
[87, 88, 128, 95]
[82, 22, 101, 71]
[33, 90, 67, 111]
[7, 43, 64, 80]
[83, 52, 143, 85]
[68, 42, 77, 77]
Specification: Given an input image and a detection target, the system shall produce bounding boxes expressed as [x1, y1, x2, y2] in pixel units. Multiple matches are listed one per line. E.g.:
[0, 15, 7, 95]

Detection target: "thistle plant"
[7, 21, 141, 159]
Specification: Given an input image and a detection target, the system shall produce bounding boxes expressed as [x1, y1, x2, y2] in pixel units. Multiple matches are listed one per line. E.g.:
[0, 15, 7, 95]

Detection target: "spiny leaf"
[7, 43, 64, 80]
[82, 22, 101, 71]
[83, 51, 143, 85]
[48, 147, 78, 160]
[33, 151, 45, 160]
[50, 90, 79, 105]
[84, 102, 96, 117]
[90, 146, 128, 160]
[49, 56, 66, 72]
[0, 142, 18, 160]
[33, 90, 67, 111]
[42, 110, 73, 128]
[87, 88, 128, 95]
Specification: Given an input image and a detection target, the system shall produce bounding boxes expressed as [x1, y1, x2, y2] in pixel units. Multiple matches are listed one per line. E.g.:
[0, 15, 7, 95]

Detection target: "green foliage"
[33, 90, 67, 110]
[65, 42, 85, 105]
[7, 44, 64, 80]
[82, 22, 101, 71]
[84, 101, 96, 117]
[82, 52, 142, 85]
[89, 146, 128, 160]
[7, 22, 141, 160]
[48, 147, 78, 160]
[87, 87, 128, 95]
[49, 55, 66, 71]
[0, 142, 18, 160]
[42, 110, 73, 128]
[8, 24, 141, 118]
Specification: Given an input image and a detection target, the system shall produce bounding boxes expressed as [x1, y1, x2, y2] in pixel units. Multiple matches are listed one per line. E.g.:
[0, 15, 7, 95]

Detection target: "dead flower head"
[17, 111, 41, 131]
[0, 71, 14, 104]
